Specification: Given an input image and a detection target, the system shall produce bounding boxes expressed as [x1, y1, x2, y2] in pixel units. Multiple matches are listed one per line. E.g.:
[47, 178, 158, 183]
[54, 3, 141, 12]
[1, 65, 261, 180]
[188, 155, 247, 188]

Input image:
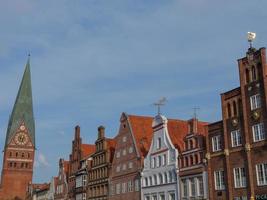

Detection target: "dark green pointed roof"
[5, 58, 35, 147]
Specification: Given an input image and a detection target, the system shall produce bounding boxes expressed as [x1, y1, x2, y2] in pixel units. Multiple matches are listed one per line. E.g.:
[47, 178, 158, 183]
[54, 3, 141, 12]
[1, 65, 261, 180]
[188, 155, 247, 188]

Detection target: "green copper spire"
[5, 57, 35, 147]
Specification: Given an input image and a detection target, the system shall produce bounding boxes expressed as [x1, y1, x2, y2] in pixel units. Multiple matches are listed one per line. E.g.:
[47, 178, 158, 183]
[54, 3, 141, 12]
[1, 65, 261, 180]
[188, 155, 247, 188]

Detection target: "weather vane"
[247, 32, 256, 48]
[154, 97, 167, 115]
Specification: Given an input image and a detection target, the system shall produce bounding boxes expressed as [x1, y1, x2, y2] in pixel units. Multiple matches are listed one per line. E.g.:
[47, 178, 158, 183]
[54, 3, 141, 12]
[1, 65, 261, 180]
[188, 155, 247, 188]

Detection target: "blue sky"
[0, 0, 266, 183]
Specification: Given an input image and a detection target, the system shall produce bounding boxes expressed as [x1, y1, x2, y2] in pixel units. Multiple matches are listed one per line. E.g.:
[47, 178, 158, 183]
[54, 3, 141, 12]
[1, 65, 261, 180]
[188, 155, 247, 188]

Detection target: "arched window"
[9, 152, 12, 157]
[227, 103, 232, 118]
[195, 154, 199, 164]
[22, 153, 25, 158]
[190, 155, 194, 165]
[16, 152, 18, 157]
[233, 101, 237, 116]
[154, 175, 157, 185]
[252, 65, 256, 81]
[189, 140, 193, 149]
[164, 172, 168, 183]
[149, 176, 153, 186]
[159, 173, 163, 184]
[28, 153, 30, 158]
[246, 68, 250, 83]
[169, 171, 173, 183]
[14, 162, 17, 167]
[185, 157, 189, 167]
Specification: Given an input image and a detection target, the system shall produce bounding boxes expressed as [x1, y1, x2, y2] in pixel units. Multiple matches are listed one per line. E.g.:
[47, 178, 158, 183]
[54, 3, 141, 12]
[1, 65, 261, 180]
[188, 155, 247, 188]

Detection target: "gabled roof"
[106, 138, 116, 162]
[81, 144, 95, 159]
[126, 114, 208, 155]
[5, 58, 35, 147]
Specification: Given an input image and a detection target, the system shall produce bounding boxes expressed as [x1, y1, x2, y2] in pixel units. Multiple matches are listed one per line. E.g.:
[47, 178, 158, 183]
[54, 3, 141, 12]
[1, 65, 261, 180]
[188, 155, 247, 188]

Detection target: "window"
[252, 123, 265, 142]
[123, 136, 127, 142]
[128, 162, 133, 169]
[149, 176, 153, 186]
[169, 171, 173, 183]
[159, 193, 165, 200]
[116, 183, 120, 194]
[157, 138, 161, 149]
[181, 179, 187, 198]
[197, 177, 204, 197]
[122, 149, 126, 156]
[252, 65, 256, 80]
[231, 130, 242, 147]
[256, 163, 267, 186]
[144, 177, 148, 187]
[116, 165, 120, 172]
[128, 181, 133, 192]
[153, 157, 156, 168]
[212, 135, 222, 152]
[227, 103, 232, 118]
[214, 170, 225, 190]
[110, 185, 114, 195]
[250, 94, 261, 110]
[135, 179, 140, 191]
[246, 68, 250, 84]
[154, 175, 158, 185]
[234, 167, 246, 188]
[122, 164, 126, 170]
[159, 174, 163, 184]
[189, 178, 196, 197]
[122, 182, 126, 193]
[158, 156, 162, 167]
[164, 172, 168, 183]
[116, 151, 120, 158]
[129, 146, 133, 153]
[152, 195, 157, 200]
[162, 155, 166, 166]
[145, 196, 150, 200]
[168, 192, 175, 200]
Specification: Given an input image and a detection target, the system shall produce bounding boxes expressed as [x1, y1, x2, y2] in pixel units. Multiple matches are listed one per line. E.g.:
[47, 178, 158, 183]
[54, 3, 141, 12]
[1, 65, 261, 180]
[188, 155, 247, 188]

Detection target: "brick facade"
[207, 47, 267, 200]
[87, 126, 115, 200]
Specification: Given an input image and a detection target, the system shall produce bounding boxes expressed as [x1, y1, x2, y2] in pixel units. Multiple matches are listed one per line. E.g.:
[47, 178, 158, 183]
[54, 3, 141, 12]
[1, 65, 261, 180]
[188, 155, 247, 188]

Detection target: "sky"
[0, 0, 266, 183]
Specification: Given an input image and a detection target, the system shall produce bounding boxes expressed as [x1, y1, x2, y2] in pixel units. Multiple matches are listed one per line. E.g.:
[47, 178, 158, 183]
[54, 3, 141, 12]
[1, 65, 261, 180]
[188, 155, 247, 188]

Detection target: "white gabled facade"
[141, 114, 179, 200]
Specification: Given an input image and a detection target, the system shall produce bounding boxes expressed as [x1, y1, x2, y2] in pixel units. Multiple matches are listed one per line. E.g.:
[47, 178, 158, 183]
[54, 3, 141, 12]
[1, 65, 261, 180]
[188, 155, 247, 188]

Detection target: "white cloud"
[34, 152, 50, 168]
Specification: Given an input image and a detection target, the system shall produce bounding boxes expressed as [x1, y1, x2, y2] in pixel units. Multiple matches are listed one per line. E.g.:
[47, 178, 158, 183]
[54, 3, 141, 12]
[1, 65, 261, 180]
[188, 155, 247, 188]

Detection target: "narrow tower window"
[233, 101, 237, 116]
[246, 68, 250, 83]
[227, 103, 232, 118]
[252, 65, 256, 81]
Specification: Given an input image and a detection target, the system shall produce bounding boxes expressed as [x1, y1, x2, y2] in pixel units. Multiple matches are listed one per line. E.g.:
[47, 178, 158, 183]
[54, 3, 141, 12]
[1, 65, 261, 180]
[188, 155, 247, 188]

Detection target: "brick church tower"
[0, 58, 35, 200]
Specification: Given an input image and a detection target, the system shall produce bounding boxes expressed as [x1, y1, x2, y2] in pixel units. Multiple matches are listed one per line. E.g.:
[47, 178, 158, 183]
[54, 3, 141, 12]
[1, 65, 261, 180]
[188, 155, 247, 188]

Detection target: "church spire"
[5, 57, 35, 147]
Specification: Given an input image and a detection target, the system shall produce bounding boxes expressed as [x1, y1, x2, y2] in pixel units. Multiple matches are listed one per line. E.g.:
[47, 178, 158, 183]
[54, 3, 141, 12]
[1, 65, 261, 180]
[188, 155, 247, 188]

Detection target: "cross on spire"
[154, 97, 167, 115]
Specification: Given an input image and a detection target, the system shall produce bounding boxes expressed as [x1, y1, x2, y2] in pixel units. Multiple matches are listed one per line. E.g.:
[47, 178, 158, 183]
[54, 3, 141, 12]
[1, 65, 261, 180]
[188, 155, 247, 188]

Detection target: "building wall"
[207, 47, 267, 200]
[141, 115, 179, 200]
[109, 114, 142, 200]
[87, 126, 115, 200]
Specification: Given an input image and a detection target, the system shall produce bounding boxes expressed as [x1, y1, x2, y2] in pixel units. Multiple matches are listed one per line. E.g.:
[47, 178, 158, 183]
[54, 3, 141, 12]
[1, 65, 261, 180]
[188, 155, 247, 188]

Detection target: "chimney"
[98, 125, 105, 139]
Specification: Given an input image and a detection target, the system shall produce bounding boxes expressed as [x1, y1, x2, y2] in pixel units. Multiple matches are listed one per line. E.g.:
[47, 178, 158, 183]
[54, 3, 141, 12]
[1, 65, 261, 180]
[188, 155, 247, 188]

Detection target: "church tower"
[0, 58, 35, 200]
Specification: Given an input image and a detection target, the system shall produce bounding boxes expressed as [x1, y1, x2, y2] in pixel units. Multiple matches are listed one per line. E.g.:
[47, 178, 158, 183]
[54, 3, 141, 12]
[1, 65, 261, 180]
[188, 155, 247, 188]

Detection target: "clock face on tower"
[14, 132, 28, 146]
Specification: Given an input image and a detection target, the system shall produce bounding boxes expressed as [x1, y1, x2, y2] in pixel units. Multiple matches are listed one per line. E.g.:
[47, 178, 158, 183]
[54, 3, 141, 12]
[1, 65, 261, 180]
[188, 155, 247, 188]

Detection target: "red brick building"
[109, 113, 153, 200]
[178, 118, 208, 200]
[87, 126, 116, 200]
[68, 126, 95, 200]
[0, 58, 35, 200]
[206, 47, 267, 200]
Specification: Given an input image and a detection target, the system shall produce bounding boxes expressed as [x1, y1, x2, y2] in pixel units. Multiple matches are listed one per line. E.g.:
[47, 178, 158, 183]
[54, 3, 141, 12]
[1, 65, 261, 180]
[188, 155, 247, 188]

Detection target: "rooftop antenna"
[247, 32, 256, 48]
[193, 107, 200, 119]
[154, 97, 167, 115]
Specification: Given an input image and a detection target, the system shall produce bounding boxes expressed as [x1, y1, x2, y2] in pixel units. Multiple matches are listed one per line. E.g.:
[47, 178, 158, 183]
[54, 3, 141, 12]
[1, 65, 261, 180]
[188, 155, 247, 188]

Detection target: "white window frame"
[128, 180, 133, 192]
[256, 163, 267, 186]
[123, 136, 127, 142]
[214, 170, 225, 190]
[212, 135, 222, 152]
[116, 183, 120, 194]
[157, 138, 161, 149]
[122, 182, 127, 193]
[231, 130, 242, 147]
[250, 94, 261, 110]
[252, 123, 265, 142]
[233, 167, 246, 188]
[181, 179, 187, 198]
[128, 162, 133, 169]
[116, 151, 120, 158]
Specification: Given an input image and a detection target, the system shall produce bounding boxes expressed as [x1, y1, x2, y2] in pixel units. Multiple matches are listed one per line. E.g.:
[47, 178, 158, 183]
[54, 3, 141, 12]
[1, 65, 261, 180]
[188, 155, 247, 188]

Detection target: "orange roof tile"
[127, 114, 208, 155]
[81, 144, 95, 158]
